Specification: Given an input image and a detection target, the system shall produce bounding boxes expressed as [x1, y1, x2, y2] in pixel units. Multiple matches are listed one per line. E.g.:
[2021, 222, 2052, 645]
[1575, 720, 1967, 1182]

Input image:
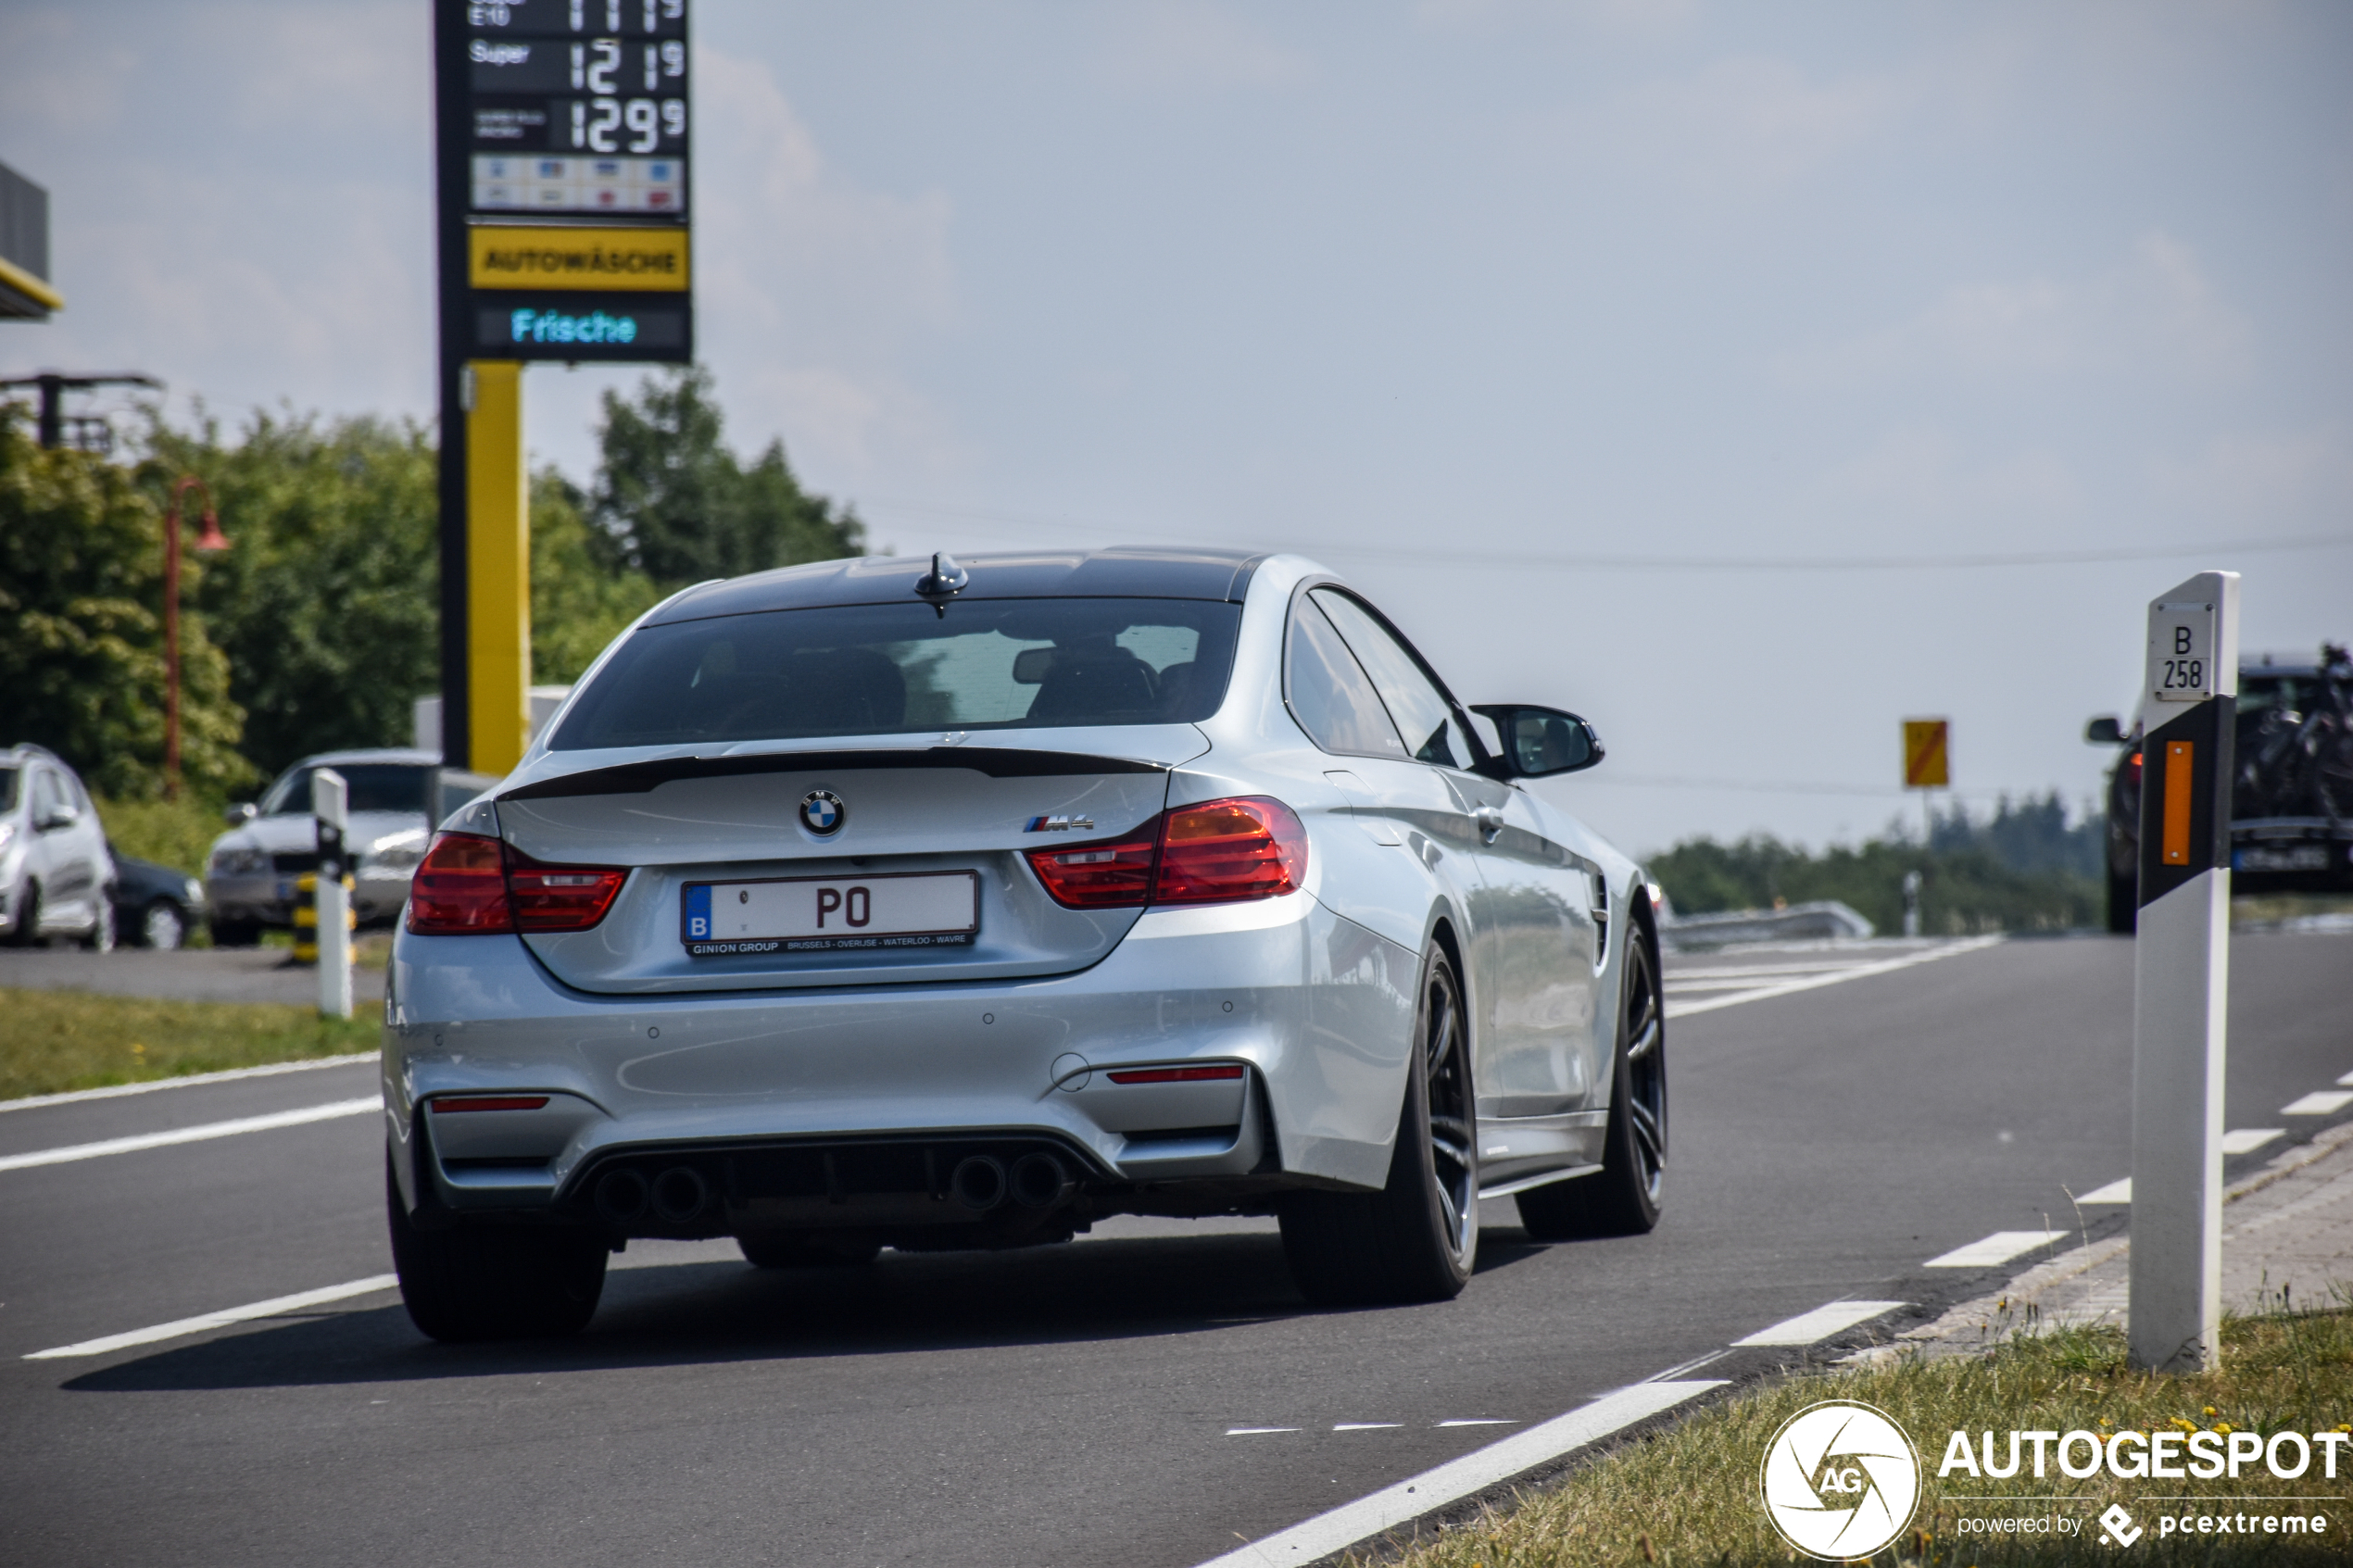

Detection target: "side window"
[32, 771, 68, 822]
[1286, 596, 1409, 759]
[1310, 590, 1471, 769]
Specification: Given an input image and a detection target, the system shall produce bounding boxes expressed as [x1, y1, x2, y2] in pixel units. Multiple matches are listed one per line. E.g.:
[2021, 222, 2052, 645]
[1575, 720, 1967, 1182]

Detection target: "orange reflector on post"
[2162, 741, 2195, 865]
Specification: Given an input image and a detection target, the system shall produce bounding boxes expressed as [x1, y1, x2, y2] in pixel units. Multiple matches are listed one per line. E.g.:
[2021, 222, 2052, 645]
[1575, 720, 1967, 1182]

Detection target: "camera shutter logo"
[799, 790, 845, 835]
[1759, 1400, 1920, 1560]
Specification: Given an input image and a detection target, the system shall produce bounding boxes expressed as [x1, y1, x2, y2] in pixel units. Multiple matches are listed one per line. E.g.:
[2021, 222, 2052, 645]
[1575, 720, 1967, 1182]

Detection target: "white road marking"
[2222, 1128, 2284, 1155]
[1227, 1427, 1300, 1436]
[1731, 1300, 1906, 1346]
[1333, 1423, 1400, 1431]
[2076, 1177, 2133, 1204]
[1664, 936, 2001, 1020]
[1923, 1230, 2060, 1269]
[24, 1273, 399, 1361]
[2282, 1090, 2353, 1116]
[1190, 1380, 1724, 1568]
[0, 1097, 379, 1173]
[2339, 1071, 2353, 1088]
[1436, 1419, 1516, 1428]
[0, 1054, 376, 1113]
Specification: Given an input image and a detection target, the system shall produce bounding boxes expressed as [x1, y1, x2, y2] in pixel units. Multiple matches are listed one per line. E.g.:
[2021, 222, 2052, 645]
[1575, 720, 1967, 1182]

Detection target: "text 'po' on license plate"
[682, 872, 979, 956]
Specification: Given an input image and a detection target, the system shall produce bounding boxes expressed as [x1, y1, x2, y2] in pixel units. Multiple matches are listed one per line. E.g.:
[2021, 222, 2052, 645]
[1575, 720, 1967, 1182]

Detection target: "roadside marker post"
[313, 769, 353, 1021]
[2128, 570, 2239, 1373]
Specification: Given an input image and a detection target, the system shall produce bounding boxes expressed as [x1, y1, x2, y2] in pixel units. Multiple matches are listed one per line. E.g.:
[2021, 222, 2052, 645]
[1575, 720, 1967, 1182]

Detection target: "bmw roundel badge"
[799, 789, 846, 835]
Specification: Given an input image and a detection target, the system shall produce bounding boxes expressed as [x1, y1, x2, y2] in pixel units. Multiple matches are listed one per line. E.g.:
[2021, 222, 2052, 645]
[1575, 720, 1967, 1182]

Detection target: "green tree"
[1649, 832, 2101, 935]
[0, 407, 250, 799]
[142, 410, 442, 783]
[531, 468, 662, 684]
[590, 366, 864, 584]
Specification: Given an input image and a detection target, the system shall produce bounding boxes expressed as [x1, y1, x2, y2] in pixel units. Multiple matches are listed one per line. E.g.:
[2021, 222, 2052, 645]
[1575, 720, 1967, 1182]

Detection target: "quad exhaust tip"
[950, 1155, 1007, 1211]
[594, 1167, 648, 1224]
[1010, 1151, 1073, 1210]
[651, 1165, 710, 1223]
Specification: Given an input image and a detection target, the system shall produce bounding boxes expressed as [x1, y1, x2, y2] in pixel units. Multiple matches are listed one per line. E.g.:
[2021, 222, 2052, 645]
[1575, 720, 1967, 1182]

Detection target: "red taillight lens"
[406, 833, 513, 934]
[1105, 1064, 1245, 1085]
[1025, 832, 1161, 908]
[507, 848, 626, 932]
[1154, 797, 1307, 904]
[1025, 796, 1309, 909]
[429, 1096, 550, 1113]
[405, 834, 625, 935]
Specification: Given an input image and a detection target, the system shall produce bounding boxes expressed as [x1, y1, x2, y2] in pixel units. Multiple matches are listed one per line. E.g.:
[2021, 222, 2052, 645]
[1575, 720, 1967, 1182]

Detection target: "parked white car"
[0, 745, 116, 949]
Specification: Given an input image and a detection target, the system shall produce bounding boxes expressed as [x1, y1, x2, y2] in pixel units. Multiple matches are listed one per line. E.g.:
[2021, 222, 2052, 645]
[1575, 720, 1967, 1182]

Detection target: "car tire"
[80, 898, 115, 953]
[386, 1157, 607, 1341]
[2106, 866, 2136, 935]
[210, 918, 263, 948]
[1279, 944, 1478, 1307]
[1516, 934, 1666, 1240]
[140, 900, 188, 950]
[737, 1233, 884, 1270]
[5, 882, 41, 947]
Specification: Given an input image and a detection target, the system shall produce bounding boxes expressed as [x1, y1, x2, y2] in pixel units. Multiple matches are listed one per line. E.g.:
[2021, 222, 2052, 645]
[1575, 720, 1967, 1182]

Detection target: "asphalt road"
[3, 930, 2350, 1568]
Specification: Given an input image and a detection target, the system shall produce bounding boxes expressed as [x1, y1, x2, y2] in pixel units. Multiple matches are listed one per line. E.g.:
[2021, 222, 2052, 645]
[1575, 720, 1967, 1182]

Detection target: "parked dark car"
[108, 848, 208, 949]
[2087, 644, 2353, 932]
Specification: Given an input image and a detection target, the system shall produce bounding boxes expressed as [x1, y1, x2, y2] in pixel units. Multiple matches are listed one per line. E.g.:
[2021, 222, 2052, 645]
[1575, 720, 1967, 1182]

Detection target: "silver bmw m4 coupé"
[384, 547, 1667, 1338]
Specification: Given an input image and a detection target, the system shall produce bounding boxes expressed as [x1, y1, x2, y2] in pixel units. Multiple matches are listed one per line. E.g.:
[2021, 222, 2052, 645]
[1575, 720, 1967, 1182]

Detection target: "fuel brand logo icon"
[1760, 1400, 1920, 1561]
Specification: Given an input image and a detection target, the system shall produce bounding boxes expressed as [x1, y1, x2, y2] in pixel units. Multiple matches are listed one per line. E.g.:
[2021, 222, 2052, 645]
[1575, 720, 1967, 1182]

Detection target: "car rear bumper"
[383, 890, 1419, 1233]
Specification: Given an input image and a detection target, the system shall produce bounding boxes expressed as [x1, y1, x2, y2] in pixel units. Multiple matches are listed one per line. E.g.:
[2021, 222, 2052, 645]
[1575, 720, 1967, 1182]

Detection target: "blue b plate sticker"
[684, 883, 712, 941]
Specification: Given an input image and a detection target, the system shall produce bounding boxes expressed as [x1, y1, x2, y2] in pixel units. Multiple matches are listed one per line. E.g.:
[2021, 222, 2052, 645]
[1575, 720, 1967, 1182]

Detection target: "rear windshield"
[260, 764, 435, 817]
[552, 598, 1242, 750]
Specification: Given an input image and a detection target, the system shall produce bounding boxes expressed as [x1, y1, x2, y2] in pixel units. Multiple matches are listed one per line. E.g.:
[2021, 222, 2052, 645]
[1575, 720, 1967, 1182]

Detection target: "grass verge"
[0, 987, 376, 1099]
[1363, 1311, 2353, 1567]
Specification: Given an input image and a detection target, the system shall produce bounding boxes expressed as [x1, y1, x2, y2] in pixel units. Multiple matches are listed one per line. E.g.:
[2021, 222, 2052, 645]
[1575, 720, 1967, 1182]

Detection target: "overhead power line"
[863, 495, 2351, 574]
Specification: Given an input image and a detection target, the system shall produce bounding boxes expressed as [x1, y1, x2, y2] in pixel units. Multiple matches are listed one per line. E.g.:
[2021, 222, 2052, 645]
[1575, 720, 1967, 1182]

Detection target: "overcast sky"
[5, 1, 2348, 857]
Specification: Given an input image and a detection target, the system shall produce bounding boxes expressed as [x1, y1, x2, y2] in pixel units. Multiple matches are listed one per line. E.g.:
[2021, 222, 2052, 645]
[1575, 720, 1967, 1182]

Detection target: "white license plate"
[681, 872, 979, 956]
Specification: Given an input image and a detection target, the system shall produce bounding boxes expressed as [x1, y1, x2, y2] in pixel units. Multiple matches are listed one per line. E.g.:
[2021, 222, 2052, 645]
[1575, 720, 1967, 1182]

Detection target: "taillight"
[1155, 797, 1306, 903]
[2123, 750, 2144, 784]
[430, 1096, 550, 1113]
[405, 834, 625, 935]
[1025, 796, 1308, 909]
[507, 847, 626, 932]
[406, 833, 512, 934]
[1025, 832, 1161, 908]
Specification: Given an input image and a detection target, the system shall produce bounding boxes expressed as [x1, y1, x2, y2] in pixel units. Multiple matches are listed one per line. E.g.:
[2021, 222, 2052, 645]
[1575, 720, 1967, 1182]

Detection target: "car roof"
[645, 546, 1267, 626]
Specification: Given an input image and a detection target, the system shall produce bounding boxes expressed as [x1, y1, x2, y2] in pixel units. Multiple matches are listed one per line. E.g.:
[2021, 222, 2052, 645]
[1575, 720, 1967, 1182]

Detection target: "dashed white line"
[2338, 1071, 2353, 1088]
[0, 1053, 376, 1113]
[1192, 1381, 1724, 1568]
[1731, 1300, 1906, 1347]
[2222, 1128, 2284, 1155]
[1664, 936, 2000, 1020]
[24, 1274, 399, 1360]
[0, 1098, 380, 1173]
[1923, 1230, 2060, 1269]
[1226, 1427, 1300, 1436]
[1435, 1419, 1516, 1428]
[2282, 1091, 2353, 1117]
[1332, 1423, 1401, 1431]
[2076, 1177, 2133, 1205]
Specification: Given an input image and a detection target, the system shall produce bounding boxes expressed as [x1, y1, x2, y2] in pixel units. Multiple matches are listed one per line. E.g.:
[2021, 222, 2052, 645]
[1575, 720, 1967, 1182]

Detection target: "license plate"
[681, 872, 979, 957]
[2234, 845, 2328, 872]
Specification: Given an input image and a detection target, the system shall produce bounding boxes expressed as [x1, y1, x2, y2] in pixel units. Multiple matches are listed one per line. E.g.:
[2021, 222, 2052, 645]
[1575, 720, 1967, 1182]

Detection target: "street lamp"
[162, 476, 230, 801]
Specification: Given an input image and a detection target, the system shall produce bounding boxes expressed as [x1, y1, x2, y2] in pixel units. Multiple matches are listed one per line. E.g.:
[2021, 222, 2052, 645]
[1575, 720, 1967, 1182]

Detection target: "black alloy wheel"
[385, 1155, 607, 1341]
[5, 882, 40, 947]
[1279, 944, 1478, 1306]
[1517, 932, 1667, 1239]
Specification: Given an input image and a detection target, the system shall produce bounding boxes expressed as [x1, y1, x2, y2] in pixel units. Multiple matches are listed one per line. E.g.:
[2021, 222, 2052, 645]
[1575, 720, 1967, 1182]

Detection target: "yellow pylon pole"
[465, 361, 531, 774]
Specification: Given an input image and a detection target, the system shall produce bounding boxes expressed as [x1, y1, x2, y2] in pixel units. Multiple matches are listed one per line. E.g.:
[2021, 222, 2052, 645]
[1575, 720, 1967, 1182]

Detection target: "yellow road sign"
[469, 225, 689, 291]
[1903, 720, 1950, 789]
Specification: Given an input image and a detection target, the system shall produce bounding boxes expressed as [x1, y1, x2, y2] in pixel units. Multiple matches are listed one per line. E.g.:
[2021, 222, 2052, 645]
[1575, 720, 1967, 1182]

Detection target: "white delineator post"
[313, 768, 354, 1021]
[2128, 571, 2239, 1373]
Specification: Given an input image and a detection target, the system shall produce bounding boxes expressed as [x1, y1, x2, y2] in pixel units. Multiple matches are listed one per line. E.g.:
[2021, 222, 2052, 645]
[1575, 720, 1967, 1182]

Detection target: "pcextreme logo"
[1760, 1401, 1922, 1560]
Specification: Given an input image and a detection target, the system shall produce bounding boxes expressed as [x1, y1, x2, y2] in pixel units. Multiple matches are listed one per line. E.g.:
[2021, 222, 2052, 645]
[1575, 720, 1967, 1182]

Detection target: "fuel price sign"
[462, 0, 690, 219]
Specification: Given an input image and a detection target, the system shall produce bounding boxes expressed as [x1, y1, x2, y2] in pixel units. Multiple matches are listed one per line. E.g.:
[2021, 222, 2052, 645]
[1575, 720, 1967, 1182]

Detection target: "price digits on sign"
[568, 40, 686, 152]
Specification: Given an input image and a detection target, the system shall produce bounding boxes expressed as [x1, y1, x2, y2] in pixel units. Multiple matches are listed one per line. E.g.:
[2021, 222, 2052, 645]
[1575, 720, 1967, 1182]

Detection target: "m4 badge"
[1024, 815, 1095, 833]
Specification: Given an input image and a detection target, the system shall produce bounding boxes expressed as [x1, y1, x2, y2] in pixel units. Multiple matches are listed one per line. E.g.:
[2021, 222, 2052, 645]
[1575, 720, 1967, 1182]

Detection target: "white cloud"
[1783, 232, 2252, 386]
[1089, 2, 1305, 93]
[2148, 425, 2353, 530]
[1576, 55, 1906, 196]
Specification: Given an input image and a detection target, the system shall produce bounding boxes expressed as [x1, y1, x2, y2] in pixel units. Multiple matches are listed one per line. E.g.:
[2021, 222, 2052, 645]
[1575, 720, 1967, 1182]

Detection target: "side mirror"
[38, 803, 82, 832]
[2084, 716, 2125, 746]
[224, 802, 258, 827]
[1468, 705, 1604, 780]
